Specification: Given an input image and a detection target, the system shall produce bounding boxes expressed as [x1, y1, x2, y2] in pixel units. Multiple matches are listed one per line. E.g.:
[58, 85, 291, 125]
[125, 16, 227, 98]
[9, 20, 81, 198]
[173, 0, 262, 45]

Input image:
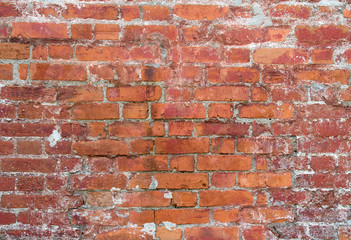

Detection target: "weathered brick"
[73, 140, 129, 156]
[154, 173, 209, 189]
[71, 174, 127, 190]
[72, 103, 119, 120]
[184, 227, 239, 240]
[155, 137, 209, 154]
[63, 4, 118, 20]
[174, 5, 227, 20]
[197, 155, 251, 171]
[12, 22, 69, 39]
[30, 63, 87, 81]
[200, 190, 253, 206]
[155, 209, 209, 224]
[151, 103, 206, 119]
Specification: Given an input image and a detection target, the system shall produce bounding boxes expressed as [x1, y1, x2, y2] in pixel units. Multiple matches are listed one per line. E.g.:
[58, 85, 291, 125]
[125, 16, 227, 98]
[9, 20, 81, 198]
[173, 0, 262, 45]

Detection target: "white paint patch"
[149, 176, 158, 189]
[232, 0, 242, 6]
[319, 0, 343, 6]
[163, 221, 176, 231]
[48, 128, 61, 147]
[141, 223, 156, 235]
[247, 3, 272, 26]
[164, 191, 172, 199]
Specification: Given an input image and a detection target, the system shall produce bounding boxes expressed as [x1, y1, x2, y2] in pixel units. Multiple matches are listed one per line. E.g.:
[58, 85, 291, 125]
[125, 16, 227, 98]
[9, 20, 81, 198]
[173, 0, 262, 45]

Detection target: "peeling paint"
[48, 128, 61, 147]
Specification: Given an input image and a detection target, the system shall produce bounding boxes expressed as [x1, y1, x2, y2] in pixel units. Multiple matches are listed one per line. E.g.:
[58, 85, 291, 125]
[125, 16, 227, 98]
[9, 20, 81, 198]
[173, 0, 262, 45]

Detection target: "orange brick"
[71, 24, 92, 39]
[240, 207, 294, 223]
[174, 5, 227, 20]
[195, 86, 249, 101]
[95, 24, 119, 40]
[253, 48, 308, 64]
[155, 137, 209, 154]
[169, 121, 193, 136]
[211, 138, 235, 154]
[208, 103, 233, 118]
[72, 103, 119, 120]
[184, 227, 239, 240]
[0, 64, 12, 80]
[48, 45, 73, 59]
[312, 49, 334, 64]
[173, 192, 197, 207]
[143, 5, 169, 20]
[238, 172, 292, 188]
[123, 103, 148, 119]
[211, 173, 236, 188]
[170, 155, 195, 172]
[121, 5, 140, 21]
[197, 155, 251, 171]
[107, 86, 161, 102]
[155, 209, 209, 224]
[116, 155, 168, 171]
[213, 209, 239, 223]
[154, 173, 209, 189]
[200, 190, 253, 206]
[12, 22, 68, 39]
[239, 103, 293, 119]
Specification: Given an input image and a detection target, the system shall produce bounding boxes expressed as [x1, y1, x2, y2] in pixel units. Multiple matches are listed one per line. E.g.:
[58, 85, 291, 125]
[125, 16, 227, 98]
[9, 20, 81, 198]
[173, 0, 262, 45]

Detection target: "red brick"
[0, 177, 15, 191]
[312, 49, 334, 64]
[48, 45, 73, 59]
[71, 174, 127, 190]
[241, 207, 294, 223]
[198, 155, 251, 171]
[72, 209, 127, 225]
[339, 226, 351, 240]
[265, 27, 290, 42]
[0, 123, 55, 137]
[123, 103, 148, 119]
[19, 64, 27, 80]
[18, 103, 43, 119]
[130, 45, 161, 61]
[57, 86, 103, 102]
[0, 212, 16, 225]
[129, 211, 154, 225]
[208, 67, 260, 83]
[130, 139, 153, 154]
[213, 209, 239, 223]
[73, 140, 129, 156]
[238, 172, 292, 188]
[12, 22, 69, 39]
[341, 87, 351, 101]
[96, 229, 152, 240]
[226, 48, 250, 63]
[296, 70, 349, 84]
[72, 103, 119, 120]
[239, 103, 293, 119]
[169, 121, 193, 136]
[170, 155, 195, 172]
[211, 138, 235, 154]
[155, 209, 209, 224]
[181, 47, 220, 63]
[17, 176, 45, 191]
[298, 138, 351, 153]
[174, 5, 227, 20]
[141, 66, 172, 82]
[143, 6, 169, 20]
[0, 2, 19, 17]
[195, 122, 249, 136]
[173, 192, 197, 207]
[124, 25, 177, 41]
[121, 6, 140, 21]
[116, 155, 168, 171]
[88, 157, 112, 173]
[109, 121, 161, 137]
[0, 141, 13, 155]
[63, 4, 118, 20]
[237, 137, 293, 155]
[107, 86, 161, 101]
[95, 24, 119, 40]
[115, 191, 171, 207]
[0, 43, 29, 59]
[184, 227, 238, 240]
[128, 173, 152, 189]
[271, 5, 311, 19]
[156, 227, 182, 240]
[76, 45, 129, 61]
[1, 158, 56, 173]
[296, 25, 349, 46]
[154, 173, 209, 189]
[214, 26, 264, 45]
[195, 86, 249, 101]
[30, 63, 87, 81]
[17, 141, 42, 155]
[71, 24, 92, 39]
[211, 173, 236, 188]
[253, 48, 308, 64]
[208, 103, 233, 118]
[151, 103, 206, 119]
[0, 64, 12, 80]
[1, 86, 56, 102]
[200, 190, 253, 206]
[155, 137, 209, 154]
[32, 46, 47, 60]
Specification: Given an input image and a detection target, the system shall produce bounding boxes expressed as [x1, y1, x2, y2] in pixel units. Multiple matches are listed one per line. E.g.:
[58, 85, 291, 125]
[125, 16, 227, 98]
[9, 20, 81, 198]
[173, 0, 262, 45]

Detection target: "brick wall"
[0, 0, 351, 239]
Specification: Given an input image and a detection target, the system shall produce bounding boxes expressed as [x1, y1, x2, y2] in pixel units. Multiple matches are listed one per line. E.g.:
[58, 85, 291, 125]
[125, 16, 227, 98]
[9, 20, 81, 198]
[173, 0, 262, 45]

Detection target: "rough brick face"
[0, 0, 350, 239]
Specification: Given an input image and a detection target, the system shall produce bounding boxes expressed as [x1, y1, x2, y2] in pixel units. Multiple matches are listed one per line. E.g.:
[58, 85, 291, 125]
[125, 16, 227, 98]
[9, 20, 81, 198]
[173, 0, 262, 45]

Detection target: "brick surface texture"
[0, 0, 351, 239]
